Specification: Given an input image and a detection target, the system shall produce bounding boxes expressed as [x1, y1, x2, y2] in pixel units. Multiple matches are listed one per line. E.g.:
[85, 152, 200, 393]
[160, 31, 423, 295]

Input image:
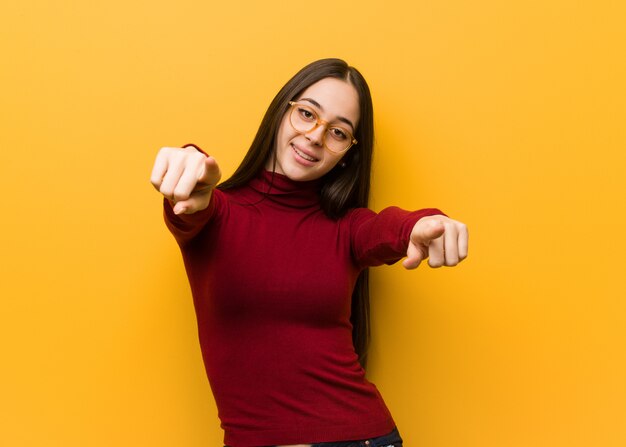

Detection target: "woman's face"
[268, 77, 360, 182]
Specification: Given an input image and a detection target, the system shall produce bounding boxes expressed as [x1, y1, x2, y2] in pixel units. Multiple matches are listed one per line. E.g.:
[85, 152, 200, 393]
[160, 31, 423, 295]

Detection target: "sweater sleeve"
[162, 142, 222, 247]
[162, 189, 225, 247]
[181, 143, 207, 155]
[349, 206, 446, 269]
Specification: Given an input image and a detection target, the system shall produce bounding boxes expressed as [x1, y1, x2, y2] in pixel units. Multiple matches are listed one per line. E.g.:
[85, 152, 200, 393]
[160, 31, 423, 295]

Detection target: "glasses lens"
[324, 126, 352, 153]
[290, 104, 317, 133]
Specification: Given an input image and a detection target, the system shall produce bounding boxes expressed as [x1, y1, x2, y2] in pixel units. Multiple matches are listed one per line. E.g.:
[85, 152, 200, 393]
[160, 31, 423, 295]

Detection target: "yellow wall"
[1, 1, 625, 445]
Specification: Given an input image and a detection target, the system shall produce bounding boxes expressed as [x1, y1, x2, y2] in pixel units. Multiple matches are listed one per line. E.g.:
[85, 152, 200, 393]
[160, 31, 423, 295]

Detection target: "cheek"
[323, 154, 344, 170]
[274, 122, 291, 154]
[277, 114, 292, 140]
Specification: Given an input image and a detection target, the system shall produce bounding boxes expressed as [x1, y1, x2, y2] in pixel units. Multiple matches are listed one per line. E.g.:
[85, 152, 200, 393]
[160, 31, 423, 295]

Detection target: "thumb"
[403, 241, 425, 270]
[172, 192, 211, 215]
[410, 218, 445, 246]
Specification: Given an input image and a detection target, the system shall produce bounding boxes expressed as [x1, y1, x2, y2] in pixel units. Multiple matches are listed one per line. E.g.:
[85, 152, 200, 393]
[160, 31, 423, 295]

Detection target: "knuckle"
[159, 185, 173, 198]
[173, 187, 190, 201]
[159, 146, 174, 156]
[428, 257, 443, 268]
[169, 151, 185, 164]
[192, 156, 207, 172]
[192, 151, 207, 162]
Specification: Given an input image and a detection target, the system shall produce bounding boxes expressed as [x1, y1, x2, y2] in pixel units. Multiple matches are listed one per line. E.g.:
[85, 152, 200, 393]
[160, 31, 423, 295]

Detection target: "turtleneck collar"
[247, 170, 322, 209]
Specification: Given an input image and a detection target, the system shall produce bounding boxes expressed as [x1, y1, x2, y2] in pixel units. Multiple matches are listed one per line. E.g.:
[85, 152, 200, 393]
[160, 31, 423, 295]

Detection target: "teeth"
[292, 144, 317, 162]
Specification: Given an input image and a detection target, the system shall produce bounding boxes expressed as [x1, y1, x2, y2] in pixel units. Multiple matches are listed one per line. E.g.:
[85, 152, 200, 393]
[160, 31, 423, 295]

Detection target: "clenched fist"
[150, 146, 221, 215]
[403, 215, 469, 269]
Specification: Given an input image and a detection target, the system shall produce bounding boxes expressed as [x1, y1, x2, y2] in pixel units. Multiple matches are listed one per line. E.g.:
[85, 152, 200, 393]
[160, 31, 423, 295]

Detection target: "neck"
[246, 169, 322, 209]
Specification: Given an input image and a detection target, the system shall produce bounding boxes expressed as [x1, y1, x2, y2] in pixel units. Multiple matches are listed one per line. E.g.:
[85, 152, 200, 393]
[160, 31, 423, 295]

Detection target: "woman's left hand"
[403, 215, 469, 269]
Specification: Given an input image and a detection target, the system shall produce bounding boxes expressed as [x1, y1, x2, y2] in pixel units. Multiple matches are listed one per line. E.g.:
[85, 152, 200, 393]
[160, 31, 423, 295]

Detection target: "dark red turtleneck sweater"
[163, 164, 444, 446]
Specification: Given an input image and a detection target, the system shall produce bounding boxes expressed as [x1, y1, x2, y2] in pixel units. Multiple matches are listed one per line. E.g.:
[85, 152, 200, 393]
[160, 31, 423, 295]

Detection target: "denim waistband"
[224, 427, 403, 447]
[311, 426, 403, 447]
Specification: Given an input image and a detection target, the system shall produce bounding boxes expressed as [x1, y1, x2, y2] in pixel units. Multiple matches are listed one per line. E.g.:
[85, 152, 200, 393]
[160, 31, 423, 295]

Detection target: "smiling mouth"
[291, 144, 319, 162]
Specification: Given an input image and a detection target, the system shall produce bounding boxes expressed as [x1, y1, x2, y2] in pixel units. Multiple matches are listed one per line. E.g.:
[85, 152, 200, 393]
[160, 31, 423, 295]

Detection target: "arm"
[350, 207, 468, 269]
[350, 206, 445, 268]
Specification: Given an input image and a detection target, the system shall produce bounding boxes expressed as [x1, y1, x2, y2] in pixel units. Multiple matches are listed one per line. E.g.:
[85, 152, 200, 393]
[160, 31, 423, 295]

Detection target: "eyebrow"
[299, 97, 356, 132]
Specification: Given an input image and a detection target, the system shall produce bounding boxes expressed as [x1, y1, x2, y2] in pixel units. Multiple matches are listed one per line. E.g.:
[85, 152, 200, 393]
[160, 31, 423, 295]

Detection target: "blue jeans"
[310, 426, 403, 447]
[224, 427, 404, 447]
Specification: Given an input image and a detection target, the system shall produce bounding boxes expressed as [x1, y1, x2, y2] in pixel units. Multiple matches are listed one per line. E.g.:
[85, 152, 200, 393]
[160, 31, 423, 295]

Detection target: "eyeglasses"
[288, 101, 357, 154]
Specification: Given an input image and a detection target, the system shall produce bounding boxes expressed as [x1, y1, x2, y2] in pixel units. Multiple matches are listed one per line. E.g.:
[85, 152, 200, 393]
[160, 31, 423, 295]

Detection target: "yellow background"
[1, 1, 625, 445]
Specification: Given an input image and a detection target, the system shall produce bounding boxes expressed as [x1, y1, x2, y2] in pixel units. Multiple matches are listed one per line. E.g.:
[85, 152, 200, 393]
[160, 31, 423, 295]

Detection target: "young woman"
[150, 58, 468, 447]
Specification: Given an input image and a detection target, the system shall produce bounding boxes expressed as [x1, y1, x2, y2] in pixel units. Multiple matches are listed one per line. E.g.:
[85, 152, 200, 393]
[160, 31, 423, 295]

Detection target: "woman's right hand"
[150, 146, 221, 215]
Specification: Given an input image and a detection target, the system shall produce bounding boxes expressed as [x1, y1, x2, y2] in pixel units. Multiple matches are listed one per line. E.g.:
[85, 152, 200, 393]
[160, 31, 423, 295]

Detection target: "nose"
[304, 123, 326, 147]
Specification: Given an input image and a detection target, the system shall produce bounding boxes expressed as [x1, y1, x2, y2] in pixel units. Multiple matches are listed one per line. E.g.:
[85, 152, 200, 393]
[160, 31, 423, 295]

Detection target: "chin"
[274, 156, 321, 182]
[281, 166, 320, 182]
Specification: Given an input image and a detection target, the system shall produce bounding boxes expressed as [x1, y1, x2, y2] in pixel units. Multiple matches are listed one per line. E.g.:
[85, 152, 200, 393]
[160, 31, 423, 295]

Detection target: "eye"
[297, 107, 316, 121]
[329, 127, 348, 141]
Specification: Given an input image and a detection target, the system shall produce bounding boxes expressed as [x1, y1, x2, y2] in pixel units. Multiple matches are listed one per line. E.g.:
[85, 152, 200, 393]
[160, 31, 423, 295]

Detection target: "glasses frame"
[287, 101, 357, 154]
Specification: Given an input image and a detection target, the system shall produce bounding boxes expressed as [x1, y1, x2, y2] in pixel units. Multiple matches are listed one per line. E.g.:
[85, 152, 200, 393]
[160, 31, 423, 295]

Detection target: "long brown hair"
[219, 58, 375, 368]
